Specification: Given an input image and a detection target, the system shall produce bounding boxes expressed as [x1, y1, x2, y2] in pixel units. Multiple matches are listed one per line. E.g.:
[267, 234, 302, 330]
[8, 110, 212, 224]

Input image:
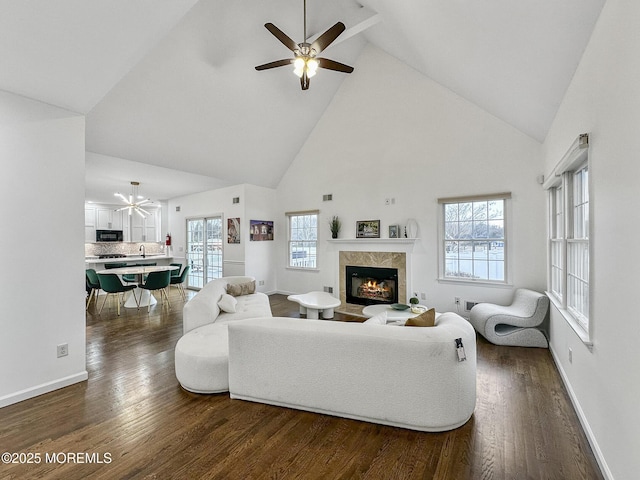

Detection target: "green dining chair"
[139, 270, 171, 312]
[97, 273, 139, 316]
[133, 262, 157, 282]
[170, 263, 183, 278]
[170, 265, 190, 300]
[85, 268, 101, 311]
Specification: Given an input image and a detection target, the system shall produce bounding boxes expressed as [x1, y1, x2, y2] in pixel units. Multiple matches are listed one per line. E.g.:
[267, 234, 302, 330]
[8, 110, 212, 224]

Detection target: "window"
[287, 211, 318, 269]
[439, 193, 510, 283]
[545, 134, 590, 341]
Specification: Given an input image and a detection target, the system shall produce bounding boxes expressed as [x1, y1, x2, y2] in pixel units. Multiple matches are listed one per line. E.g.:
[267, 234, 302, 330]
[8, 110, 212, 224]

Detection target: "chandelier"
[114, 181, 152, 217]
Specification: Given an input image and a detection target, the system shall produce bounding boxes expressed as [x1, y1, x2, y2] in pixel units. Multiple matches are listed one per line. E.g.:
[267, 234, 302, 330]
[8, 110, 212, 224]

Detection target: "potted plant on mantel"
[329, 216, 341, 239]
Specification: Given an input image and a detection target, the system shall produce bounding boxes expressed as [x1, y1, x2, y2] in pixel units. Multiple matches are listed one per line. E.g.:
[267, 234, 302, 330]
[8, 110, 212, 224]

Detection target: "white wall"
[243, 184, 277, 292]
[276, 45, 545, 313]
[167, 183, 277, 292]
[542, 1, 640, 478]
[0, 91, 87, 407]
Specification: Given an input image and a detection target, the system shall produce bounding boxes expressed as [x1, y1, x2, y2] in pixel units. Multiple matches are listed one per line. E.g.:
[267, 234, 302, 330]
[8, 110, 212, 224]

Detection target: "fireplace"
[345, 266, 398, 306]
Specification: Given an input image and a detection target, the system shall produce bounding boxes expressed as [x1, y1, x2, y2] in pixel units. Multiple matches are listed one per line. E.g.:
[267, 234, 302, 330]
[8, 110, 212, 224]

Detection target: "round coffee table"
[362, 304, 430, 325]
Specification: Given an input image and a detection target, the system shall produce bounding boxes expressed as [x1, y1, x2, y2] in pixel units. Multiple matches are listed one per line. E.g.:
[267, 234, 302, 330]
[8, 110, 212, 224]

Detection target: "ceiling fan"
[255, 0, 354, 90]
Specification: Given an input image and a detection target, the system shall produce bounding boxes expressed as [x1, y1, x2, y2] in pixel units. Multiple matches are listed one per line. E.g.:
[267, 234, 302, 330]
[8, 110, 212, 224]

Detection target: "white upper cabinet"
[96, 207, 123, 230]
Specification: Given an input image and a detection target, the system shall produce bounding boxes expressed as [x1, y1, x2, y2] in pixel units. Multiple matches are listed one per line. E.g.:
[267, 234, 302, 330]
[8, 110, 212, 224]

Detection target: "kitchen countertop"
[85, 254, 173, 265]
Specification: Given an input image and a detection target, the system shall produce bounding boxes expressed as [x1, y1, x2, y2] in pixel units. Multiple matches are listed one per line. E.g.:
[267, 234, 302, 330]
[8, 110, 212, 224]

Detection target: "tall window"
[546, 134, 590, 339]
[439, 193, 510, 283]
[287, 211, 318, 269]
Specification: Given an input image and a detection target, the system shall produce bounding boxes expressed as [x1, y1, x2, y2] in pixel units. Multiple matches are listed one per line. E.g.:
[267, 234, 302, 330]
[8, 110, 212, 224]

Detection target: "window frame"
[545, 134, 592, 345]
[286, 210, 319, 270]
[437, 192, 511, 286]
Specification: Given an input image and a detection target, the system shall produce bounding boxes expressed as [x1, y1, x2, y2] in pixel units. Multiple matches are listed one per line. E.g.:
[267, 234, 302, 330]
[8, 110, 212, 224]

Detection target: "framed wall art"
[356, 220, 380, 238]
[250, 220, 274, 241]
[227, 217, 240, 244]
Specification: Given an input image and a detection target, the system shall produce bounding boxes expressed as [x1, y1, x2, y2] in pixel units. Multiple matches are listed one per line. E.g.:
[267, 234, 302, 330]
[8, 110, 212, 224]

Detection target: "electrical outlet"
[258, 280, 265, 286]
[420, 293, 426, 300]
[385, 198, 390, 205]
[465, 301, 478, 311]
[324, 286, 334, 294]
[454, 297, 461, 305]
[57, 343, 68, 358]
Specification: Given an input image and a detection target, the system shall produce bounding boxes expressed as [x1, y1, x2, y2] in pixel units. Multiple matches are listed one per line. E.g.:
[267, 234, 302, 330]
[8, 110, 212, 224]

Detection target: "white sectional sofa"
[175, 276, 272, 393]
[227, 313, 477, 432]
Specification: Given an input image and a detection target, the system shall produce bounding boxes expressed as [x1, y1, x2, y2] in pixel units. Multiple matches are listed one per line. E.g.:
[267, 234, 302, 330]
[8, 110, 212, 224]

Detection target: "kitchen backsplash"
[85, 242, 165, 257]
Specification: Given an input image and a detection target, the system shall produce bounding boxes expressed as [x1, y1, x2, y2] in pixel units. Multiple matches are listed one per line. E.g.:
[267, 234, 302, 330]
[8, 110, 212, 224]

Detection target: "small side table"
[287, 291, 341, 319]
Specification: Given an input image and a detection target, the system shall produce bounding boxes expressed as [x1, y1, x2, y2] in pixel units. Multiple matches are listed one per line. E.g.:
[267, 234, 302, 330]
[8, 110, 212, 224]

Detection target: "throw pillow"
[217, 293, 237, 313]
[405, 308, 436, 327]
[226, 280, 256, 297]
[364, 311, 387, 325]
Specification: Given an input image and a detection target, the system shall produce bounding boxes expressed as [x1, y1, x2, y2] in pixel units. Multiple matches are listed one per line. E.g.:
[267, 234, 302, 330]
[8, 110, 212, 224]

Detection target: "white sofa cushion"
[217, 293, 237, 313]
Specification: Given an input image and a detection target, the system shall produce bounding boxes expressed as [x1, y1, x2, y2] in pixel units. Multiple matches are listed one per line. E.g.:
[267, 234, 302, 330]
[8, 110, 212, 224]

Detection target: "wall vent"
[324, 286, 334, 293]
[232, 197, 240, 204]
[323, 194, 333, 201]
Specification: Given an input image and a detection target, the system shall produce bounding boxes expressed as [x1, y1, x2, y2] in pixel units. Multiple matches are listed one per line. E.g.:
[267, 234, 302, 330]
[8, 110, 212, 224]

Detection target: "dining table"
[96, 265, 180, 308]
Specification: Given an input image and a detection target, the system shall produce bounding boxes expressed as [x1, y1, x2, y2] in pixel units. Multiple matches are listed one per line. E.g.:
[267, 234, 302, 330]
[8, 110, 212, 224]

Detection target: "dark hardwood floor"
[0, 289, 603, 479]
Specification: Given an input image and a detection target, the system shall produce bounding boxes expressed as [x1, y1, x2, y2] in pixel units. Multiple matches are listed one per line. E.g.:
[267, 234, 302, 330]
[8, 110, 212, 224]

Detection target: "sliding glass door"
[186, 216, 223, 289]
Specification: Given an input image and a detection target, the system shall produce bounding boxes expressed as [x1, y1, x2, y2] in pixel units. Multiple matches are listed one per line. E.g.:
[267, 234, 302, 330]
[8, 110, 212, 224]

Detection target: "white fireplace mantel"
[327, 238, 418, 245]
[327, 238, 418, 254]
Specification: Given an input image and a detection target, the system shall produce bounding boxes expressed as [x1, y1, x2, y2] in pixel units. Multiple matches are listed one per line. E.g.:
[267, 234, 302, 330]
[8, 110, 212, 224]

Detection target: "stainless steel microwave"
[96, 230, 124, 242]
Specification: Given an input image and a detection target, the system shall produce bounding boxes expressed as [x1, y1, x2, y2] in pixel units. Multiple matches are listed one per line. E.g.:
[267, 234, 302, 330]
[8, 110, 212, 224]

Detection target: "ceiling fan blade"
[264, 23, 298, 52]
[317, 58, 354, 74]
[255, 59, 294, 71]
[310, 22, 346, 54]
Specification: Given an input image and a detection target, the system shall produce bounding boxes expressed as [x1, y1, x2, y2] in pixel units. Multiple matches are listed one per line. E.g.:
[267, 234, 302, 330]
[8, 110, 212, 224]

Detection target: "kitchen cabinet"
[96, 207, 123, 230]
[130, 209, 159, 242]
[85, 205, 96, 243]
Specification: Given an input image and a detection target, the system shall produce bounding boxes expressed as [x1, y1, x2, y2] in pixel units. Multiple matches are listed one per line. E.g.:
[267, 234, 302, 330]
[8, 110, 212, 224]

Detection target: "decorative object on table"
[250, 220, 274, 241]
[406, 218, 419, 238]
[390, 303, 410, 311]
[389, 224, 400, 238]
[329, 215, 341, 239]
[114, 181, 152, 217]
[409, 296, 422, 313]
[356, 220, 380, 238]
[227, 218, 240, 244]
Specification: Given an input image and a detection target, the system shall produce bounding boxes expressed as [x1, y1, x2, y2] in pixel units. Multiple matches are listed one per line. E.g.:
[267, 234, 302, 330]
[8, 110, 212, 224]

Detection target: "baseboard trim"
[549, 345, 613, 480]
[0, 371, 88, 409]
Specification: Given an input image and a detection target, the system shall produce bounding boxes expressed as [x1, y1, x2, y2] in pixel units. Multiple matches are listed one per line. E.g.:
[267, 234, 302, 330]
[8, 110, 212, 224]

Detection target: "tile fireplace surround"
[338, 251, 407, 316]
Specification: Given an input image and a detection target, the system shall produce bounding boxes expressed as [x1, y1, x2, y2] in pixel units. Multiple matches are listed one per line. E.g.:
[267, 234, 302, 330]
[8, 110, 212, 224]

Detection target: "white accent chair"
[469, 289, 549, 348]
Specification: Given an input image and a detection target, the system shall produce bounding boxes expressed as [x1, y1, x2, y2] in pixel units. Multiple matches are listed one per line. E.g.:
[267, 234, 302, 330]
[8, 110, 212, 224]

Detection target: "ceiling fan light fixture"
[293, 56, 319, 78]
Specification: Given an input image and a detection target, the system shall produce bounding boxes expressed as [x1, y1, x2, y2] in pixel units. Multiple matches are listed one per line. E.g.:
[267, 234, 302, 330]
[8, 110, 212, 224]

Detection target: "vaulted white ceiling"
[0, 0, 605, 203]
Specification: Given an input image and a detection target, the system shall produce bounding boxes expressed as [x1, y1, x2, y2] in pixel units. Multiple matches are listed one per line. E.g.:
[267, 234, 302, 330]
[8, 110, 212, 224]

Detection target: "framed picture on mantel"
[356, 220, 380, 238]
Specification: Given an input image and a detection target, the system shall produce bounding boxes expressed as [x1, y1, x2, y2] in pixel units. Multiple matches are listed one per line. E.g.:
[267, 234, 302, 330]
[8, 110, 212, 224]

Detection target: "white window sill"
[286, 267, 320, 272]
[437, 277, 512, 289]
[546, 291, 593, 348]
